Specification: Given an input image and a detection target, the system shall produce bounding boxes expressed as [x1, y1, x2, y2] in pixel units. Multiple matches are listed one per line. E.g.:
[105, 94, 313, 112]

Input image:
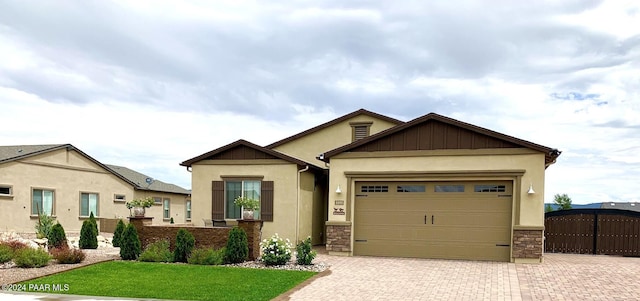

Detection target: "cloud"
[0, 0, 639, 203]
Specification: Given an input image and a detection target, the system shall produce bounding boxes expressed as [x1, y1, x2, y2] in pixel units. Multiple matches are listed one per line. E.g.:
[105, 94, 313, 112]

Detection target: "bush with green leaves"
[112, 219, 125, 247]
[48, 223, 68, 249]
[187, 247, 226, 265]
[79, 220, 98, 249]
[173, 229, 195, 263]
[50, 246, 85, 264]
[0, 244, 12, 263]
[119, 224, 141, 260]
[35, 211, 55, 239]
[260, 233, 292, 266]
[13, 247, 51, 268]
[139, 240, 173, 262]
[295, 236, 317, 265]
[225, 227, 248, 264]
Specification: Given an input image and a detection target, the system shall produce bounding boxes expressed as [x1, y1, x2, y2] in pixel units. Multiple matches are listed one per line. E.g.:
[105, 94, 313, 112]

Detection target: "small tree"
[48, 223, 68, 249]
[174, 229, 195, 263]
[554, 193, 572, 210]
[112, 219, 126, 247]
[89, 212, 99, 236]
[79, 220, 98, 249]
[225, 227, 248, 264]
[545, 204, 555, 213]
[120, 224, 141, 260]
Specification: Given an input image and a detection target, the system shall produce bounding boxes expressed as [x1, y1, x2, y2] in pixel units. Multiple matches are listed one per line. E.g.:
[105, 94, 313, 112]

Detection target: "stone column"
[326, 221, 352, 256]
[237, 220, 263, 261]
[512, 226, 544, 263]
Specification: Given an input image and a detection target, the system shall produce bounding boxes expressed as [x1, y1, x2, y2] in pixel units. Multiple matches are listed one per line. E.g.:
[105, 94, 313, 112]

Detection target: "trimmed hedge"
[112, 219, 125, 247]
[79, 220, 98, 249]
[225, 227, 248, 264]
[173, 229, 195, 263]
[119, 224, 141, 260]
[48, 223, 68, 249]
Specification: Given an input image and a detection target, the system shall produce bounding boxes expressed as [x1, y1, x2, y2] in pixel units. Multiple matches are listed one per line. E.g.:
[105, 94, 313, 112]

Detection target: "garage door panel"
[355, 239, 510, 261]
[354, 181, 512, 261]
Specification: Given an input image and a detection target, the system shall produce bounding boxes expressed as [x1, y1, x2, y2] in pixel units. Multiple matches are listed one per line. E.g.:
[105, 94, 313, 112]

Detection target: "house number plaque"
[334, 200, 344, 205]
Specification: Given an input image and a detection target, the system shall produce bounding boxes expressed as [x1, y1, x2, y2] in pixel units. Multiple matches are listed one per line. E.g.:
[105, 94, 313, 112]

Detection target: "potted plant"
[234, 196, 260, 220]
[126, 197, 155, 217]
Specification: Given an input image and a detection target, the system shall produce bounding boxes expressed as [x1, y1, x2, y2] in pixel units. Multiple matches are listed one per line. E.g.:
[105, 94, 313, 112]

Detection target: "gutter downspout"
[296, 165, 309, 243]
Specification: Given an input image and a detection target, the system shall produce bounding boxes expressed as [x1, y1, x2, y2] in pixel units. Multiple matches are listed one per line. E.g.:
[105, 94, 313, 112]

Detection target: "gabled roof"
[106, 165, 190, 195]
[0, 144, 69, 163]
[321, 113, 561, 166]
[180, 139, 323, 170]
[266, 109, 403, 149]
[0, 144, 189, 195]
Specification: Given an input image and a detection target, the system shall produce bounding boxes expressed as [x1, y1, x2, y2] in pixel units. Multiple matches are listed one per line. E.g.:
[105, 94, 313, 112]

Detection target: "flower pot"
[242, 209, 254, 220]
[133, 207, 146, 217]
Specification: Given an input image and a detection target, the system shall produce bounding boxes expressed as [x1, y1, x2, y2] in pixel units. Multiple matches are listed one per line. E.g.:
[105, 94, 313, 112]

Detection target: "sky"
[1, 0, 639, 204]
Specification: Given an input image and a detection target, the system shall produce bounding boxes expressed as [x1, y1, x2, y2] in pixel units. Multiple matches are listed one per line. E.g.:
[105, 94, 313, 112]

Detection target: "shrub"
[187, 247, 226, 265]
[112, 219, 125, 247]
[139, 240, 173, 262]
[170, 217, 174, 224]
[225, 227, 248, 264]
[13, 248, 51, 268]
[79, 220, 98, 249]
[295, 236, 317, 265]
[0, 244, 12, 263]
[35, 211, 55, 239]
[260, 233, 292, 266]
[89, 212, 99, 235]
[50, 246, 85, 264]
[173, 229, 195, 263]
[1, 240, 29, 253]
[48, 223, 68, 249]
[120, 224, 141, 260]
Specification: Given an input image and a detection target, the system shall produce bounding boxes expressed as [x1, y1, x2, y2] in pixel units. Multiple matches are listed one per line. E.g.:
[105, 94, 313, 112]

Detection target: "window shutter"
[212, 181, 224, 220]
[261, 181, 274, 221]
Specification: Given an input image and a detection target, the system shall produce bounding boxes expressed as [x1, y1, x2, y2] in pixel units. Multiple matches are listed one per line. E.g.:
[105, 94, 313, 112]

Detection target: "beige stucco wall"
[0, 148, 188, 233]
[190, 159, 318, 243]
[133, 191, 190, 225]
[328, 149, 547, 228]
[272, 115, 398, 165]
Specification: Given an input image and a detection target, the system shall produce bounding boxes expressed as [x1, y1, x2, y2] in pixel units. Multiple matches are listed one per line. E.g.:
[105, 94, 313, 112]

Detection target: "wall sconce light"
[527, 183, 535, 194]
[336, 185, 342, 194]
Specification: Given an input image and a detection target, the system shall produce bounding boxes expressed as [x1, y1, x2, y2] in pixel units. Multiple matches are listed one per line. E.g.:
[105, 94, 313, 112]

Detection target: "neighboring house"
[0, 144, 190, 233]
[599, 202, 640, 212]
[182, 109, 561, 263]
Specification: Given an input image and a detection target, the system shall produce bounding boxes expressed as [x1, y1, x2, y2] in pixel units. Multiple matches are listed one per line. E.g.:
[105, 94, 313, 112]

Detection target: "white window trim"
[113, 194, 126, 202]
[163, 198, 170, 220]
[0, 184, 13, 199]
[31, 188, 55, 216]
[225, 180, 261, 220]
[185, 200, 191, 221]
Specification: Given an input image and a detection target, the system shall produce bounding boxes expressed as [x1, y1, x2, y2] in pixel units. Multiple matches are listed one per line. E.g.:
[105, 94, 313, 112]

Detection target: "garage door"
[354, 181, 512, 261]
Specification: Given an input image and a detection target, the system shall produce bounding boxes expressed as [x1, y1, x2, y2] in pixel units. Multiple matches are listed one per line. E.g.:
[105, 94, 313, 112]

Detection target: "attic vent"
[350, 122, 373, 142]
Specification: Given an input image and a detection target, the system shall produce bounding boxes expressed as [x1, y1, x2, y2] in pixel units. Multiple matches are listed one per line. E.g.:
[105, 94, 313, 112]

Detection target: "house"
[0, 144, 190, 233]
[181, 109, 561, 263]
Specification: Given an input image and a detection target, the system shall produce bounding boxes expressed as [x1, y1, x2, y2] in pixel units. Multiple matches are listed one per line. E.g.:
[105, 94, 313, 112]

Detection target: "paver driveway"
[283, 252, 640, 301]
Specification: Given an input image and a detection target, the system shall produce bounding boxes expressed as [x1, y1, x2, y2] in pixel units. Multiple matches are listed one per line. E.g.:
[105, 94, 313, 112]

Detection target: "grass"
[21, 261, 316, 301]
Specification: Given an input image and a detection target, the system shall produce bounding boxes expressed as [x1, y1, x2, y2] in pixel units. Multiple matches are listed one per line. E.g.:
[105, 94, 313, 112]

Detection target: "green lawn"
[21, 261, 316, 301]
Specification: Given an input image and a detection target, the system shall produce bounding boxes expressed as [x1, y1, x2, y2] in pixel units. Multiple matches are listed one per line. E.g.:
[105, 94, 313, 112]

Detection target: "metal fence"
[545, 209, 640, 256]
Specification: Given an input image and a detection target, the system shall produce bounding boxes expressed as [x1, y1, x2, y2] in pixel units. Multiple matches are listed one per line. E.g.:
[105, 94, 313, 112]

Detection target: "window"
[361, 185, 389, 193]
[163, 198, 170, 219]
[0, 185, 11, 195]
[153, 197, 162, 205]
[434, 185, 465, 192]
[186, 200, 191, 221]
[397, 185, 426, 192]
[32, 189, 54, 215]
[225, 180, 261, 219]
[474, 185, 506, 192]
[80, 192, 99, 217]
[350, 122, 373, 141]
[114, 194, 126, 202]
